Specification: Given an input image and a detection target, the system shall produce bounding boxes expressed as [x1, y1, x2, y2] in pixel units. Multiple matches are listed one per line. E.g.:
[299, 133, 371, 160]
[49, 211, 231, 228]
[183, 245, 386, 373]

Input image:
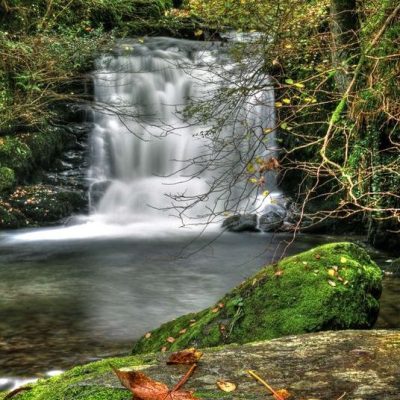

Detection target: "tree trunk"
[330, 0, 360, 91]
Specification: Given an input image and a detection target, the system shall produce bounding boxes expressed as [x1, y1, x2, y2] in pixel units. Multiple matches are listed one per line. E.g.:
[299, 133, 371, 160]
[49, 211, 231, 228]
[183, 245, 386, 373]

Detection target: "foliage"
[183, 0, 399, 248]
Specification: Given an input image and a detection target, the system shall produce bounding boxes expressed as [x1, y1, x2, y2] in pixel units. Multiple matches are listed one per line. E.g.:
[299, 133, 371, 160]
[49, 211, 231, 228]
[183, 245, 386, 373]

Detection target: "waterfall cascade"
[88, 37, 278, 230]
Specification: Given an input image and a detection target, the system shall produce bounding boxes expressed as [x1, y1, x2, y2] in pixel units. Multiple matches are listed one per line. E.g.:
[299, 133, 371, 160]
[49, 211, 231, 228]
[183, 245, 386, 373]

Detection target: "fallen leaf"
[211, 307, 220, 313]
[167, 337, 176, 343]
[328, 280, 336, 287]
[340, 257, 347, 264]
[179, 328, 187, 335]
[167, 348, 203, 365]
[161, 346, 167, 352]
[144, 332, 152, 339]
[315, 254, 321, 260]
[275, 389, 292, 399]
[189, 319, 196, 323]
[332, 265, 339, 271]
[218, 303, 224, 309]
[247, 370, 286, 400]
[113, 365, 198, 400]
[216, 380, 237, 392]
[274, 269, 284, 277]
[328, 269, 336, 277]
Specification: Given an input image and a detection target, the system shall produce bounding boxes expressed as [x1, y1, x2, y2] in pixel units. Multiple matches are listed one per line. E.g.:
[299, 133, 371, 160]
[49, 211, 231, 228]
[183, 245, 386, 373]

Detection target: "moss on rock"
[0, 167, 15, 192]
[132, 242, 382, 354]
[7, 184, 86, 223]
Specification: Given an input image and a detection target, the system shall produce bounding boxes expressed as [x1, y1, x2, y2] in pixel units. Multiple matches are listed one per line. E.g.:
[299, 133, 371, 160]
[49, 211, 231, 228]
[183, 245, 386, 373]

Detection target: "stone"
[4, 330, 399, 400]
[222, 213, 258, 232]
[258, 203, 286, 232]
[132, 242, 382, 354]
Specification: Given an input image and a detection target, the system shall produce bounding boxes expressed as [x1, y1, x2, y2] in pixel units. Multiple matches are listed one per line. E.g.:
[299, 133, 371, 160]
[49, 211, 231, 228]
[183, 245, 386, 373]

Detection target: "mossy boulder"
[0, 136, 32, 176]
[0, 167, 15, 192]
[133, 242, 382, 354]
[2, 330, 400, 400]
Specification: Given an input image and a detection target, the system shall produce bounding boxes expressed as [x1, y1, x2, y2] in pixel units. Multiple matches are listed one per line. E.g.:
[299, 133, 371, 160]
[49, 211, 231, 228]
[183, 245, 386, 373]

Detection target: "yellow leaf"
[275, 101, 283, 108]
[249, 178, 258, 184]
[328, 269, 336, 277]
[294, 82, 305, 88]
[262, 190, 270, 197]
[194, 29, 203, 37]
[246, 163, 256, 173]
[340, 257, 347, 264]
[216, 380, 237, 393]
[282, 98, 291, 104]
[328, 280, 336, 287]
[263, 128, 273, 134]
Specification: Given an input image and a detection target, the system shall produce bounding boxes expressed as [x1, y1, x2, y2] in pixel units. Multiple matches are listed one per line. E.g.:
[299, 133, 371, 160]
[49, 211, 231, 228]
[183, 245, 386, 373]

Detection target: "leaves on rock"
[167, 348, 203, 365]
[112, 365, 198, 400]
[216, 380, 237, 392]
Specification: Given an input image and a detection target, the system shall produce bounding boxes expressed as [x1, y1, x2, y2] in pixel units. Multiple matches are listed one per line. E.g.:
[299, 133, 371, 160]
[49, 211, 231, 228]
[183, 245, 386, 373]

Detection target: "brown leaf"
[167, 348, 203, 365]
[113, 366, 198, 400]
[218, 303, 225, 309]
[275, 389, 292, 399]
[274, 269, 284, 277]
[211, 307, 220, 313]
[259, 157, 280, 174]
[167, 336, 176, 343]
[216, 380, 237, 392]
[179, 328, 187, 335]
[161, 346, 167, 352]
[144, 332, 152, 339]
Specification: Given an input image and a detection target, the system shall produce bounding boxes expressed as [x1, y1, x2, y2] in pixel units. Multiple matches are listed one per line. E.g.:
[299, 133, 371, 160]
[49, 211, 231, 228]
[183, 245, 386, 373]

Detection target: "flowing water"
[0, 37, 398, 390]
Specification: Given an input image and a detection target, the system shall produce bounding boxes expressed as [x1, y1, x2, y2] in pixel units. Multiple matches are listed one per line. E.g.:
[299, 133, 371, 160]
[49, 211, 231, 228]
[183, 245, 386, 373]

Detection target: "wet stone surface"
[79, 330, 400, 399]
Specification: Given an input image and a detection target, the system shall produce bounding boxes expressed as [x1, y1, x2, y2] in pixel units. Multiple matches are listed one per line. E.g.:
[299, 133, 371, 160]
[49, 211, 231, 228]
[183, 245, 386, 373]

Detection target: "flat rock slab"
[81, 330, 400, 400]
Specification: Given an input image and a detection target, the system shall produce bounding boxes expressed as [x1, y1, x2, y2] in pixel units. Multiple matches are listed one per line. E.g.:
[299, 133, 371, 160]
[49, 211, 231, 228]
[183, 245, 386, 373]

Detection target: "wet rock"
[5, 185, 86, 225]
[5, 330, 400, 400]
[222, 213, 258, 232]
[258, 203, 287, 232]
[132, 242, 382, 354]
[89, 181, 112, 208]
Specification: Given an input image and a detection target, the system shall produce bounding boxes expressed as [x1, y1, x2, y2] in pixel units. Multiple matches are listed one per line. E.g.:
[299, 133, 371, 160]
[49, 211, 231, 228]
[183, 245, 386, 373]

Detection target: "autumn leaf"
[328, 280, 337, 287]
[167, 337, 176, 343]
[144, 332, 152, 339]
[112, 365, 199, 400]
[216, 380, 237, 392]
[259, 157, 280, 174]
[167, 348, 203, 365]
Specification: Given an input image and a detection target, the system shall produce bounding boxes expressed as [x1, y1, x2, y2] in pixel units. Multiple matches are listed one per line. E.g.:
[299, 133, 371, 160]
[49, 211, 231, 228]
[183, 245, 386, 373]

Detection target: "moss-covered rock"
[133, 242, 382, 354]
[2, 330, 400, 400]
[0, 167, 15, 192]
[5, 184, 86, 225]
[0, 136, 32, 176]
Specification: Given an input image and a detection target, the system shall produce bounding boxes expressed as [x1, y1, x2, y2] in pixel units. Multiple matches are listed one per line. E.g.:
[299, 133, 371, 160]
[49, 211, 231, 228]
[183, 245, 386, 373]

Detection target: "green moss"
[0, 136, 32, 176]
[20, 129, 64, 168]
[0, 166, 15, 191]
[0, 355, 154, 400]
[133, 242, 382, 354]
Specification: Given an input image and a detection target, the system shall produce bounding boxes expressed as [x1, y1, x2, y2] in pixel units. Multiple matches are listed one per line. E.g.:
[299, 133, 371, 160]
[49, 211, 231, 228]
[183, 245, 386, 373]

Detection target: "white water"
[89, 37, 277, 224]
[9, 37, 277, 242]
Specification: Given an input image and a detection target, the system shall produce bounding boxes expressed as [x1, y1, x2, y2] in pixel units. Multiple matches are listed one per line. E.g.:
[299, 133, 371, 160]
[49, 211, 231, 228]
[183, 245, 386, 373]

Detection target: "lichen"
[132, 242, 382, 354]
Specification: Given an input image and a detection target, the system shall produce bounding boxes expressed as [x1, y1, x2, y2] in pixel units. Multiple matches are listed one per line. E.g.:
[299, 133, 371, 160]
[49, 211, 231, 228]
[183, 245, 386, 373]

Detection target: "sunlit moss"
[132, 242, 382, 354]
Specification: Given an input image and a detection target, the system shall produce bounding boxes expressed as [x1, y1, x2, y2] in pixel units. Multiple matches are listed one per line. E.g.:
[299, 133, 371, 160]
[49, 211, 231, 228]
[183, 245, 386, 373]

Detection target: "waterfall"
[88, 37, 278, 229]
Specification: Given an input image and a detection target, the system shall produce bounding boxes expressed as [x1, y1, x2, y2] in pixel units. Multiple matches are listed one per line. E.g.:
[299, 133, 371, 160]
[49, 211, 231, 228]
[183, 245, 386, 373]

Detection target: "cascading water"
[88, 37, 278, 231]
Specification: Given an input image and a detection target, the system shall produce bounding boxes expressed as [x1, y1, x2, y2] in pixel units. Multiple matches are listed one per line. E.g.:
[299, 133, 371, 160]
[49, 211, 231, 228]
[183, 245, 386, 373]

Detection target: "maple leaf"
[167, 348, 203, 365]
[113, 365, 199, 400]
